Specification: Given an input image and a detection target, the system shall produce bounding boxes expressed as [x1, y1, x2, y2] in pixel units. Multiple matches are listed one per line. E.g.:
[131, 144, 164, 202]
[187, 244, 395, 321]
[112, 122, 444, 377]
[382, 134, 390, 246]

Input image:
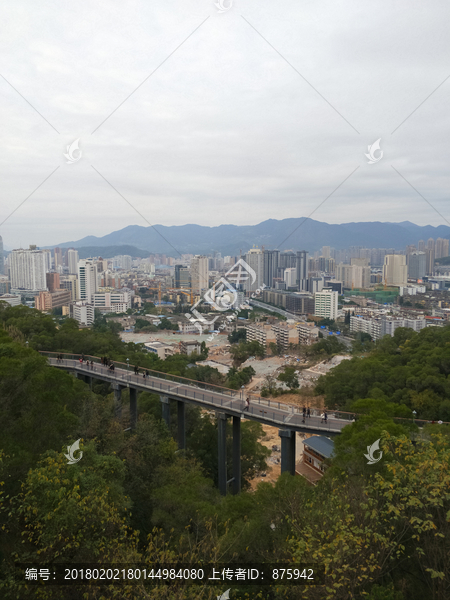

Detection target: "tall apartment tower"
[46, 272, 60, 292]
[314, 289, 338, 320]
[190, 255, 209, 295]
[263, 249, 279, 288]
[296, 250, 308, 291]
[243, 248, 264, 292]
[408, 251, 426, 280]
[53, 247, 63, 269]
[67, 249, 79, 274]
[10, 247, 48, 291]
[435, 238, 449, 259]
[383, 255, 407, 286]
[77, 260, 98, 302]
[417, 240, 425, 252]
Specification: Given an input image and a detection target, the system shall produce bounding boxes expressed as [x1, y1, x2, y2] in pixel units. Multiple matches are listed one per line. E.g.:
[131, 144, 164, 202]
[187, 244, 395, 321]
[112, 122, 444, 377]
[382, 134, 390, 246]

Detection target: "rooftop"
[303, 435, 335, 459]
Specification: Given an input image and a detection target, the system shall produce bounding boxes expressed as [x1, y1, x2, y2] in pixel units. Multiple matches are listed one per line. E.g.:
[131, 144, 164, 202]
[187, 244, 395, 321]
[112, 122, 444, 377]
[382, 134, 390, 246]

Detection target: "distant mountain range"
[51, 218, 450, 257]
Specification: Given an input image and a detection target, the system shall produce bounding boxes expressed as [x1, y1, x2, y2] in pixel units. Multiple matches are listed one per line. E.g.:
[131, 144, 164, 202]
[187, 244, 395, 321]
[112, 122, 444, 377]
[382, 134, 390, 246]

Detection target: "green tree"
[277, 366, 299, 389]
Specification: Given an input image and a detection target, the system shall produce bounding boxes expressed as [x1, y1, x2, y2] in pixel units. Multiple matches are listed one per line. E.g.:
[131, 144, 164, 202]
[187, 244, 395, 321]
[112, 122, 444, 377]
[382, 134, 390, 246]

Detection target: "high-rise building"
[407, 251, 426, 280]
[321, 246, 331, 259]
[244, 248, 264, 292]
[190, 255, 209, 295]
[296, 250, 308, 291]
[435, 238, 449, 259]
[67, 249, 79, 274]
[10, 247, 48, 292]
[418, 240, 425, 252]
[382, 255, 407, 286]
[0, 235, 3, 275]
[77, 260, 98, 302]
[175, 265, 191, 289]
[263, 249, 280, 288]
[314, 289, 338, 320]
[46, 272, 60, 292]
[60, 275, 78, 301]
[54, 247, 63, 269]
[284, 267, 297, 288]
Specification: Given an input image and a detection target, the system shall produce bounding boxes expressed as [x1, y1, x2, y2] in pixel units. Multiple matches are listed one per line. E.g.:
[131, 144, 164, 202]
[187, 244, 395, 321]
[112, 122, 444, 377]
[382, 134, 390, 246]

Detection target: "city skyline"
[1, 1, 450, 249]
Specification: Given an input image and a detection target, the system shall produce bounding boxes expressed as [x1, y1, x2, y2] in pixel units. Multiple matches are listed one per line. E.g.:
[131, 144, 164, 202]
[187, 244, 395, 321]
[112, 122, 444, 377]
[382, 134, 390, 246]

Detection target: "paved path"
[43, 353, 352, 436]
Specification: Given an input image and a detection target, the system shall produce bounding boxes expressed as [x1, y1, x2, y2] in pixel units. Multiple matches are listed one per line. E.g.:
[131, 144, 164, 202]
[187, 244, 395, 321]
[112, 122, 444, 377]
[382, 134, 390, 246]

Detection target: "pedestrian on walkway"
[307, 407, 311, 418]
[79, 357, 83, 365]
[91, 360, 94, 370]
[320, 412, 325, 423]
[302, 406, 306, 419]
[243, 397, 250, 412]
[324, 411, 328, 424]
[146, 370, 149, 378]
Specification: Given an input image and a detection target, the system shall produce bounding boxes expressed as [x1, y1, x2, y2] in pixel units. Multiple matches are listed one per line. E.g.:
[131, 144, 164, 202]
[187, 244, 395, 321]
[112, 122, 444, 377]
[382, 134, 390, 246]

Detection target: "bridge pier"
[232, 416, 241, 495]
[112, 383, 124, 418]
[130, 387, 138, 430]
[217, 412, 228, 496]
[177, 400, 186, 450]
[279, 429, 296, 475]
[160, 395, 170, 428]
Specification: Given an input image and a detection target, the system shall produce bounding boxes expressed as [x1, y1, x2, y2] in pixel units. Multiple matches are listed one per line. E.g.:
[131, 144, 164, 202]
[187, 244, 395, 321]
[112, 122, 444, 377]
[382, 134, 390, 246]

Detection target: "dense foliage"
[1, 304, 450, 599]
[316, 325, 450, 420]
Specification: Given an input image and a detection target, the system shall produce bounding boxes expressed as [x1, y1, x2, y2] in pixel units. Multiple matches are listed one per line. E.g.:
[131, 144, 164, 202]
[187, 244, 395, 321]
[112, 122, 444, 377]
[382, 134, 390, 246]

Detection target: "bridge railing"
[40, 351, 238, 398]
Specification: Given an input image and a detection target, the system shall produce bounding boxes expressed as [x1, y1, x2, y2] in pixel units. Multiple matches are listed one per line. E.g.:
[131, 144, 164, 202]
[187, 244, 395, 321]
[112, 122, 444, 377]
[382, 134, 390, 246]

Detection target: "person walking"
[302, 406, 306, 419]
[146, 370, 149, 378]
[79, 356, 83, 365]
[243, 397, 250, 412]
[320, 412, 325, 423]
[307, 407, 311, 418]
[323, 411, 328, 424]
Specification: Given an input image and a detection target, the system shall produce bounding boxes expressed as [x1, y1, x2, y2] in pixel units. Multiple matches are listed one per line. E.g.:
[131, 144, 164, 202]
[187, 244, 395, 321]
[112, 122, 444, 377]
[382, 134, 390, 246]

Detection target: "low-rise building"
[144, 341, 174, 359]
[297, 435, 335, 483]
[0, 293, 21, 307]
[179, 340, 202, 355]
[297, 321, 320, 345]
[245, 323, 277, 347]
[35, 289, 71, 312]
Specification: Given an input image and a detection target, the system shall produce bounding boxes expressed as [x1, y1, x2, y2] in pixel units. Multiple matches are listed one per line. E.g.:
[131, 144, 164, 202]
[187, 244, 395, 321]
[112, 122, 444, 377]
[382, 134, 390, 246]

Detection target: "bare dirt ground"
[247, 423, 313, 491]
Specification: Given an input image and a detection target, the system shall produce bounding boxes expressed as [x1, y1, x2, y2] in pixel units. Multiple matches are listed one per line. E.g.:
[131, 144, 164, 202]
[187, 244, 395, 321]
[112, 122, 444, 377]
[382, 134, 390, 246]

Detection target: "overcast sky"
[1, 0, 450, 249]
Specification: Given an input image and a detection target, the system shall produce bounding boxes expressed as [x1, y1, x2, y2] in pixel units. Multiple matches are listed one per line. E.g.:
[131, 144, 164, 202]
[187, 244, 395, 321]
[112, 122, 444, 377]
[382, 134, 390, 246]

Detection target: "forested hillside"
[0, 303, 449, 599]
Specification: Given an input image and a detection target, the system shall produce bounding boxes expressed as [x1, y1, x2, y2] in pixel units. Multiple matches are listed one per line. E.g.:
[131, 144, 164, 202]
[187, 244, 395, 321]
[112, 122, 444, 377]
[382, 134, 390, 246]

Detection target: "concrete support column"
[160, 395, 170, 428]
[177, 400, 186, 450]
[217, 412, 228, 496]
[232, 416, 241, 495]
[129, 387, 138, 430]
[112, 384, 123, 419]
[279, 429, 296, 475]
[84, 375, 92, 386]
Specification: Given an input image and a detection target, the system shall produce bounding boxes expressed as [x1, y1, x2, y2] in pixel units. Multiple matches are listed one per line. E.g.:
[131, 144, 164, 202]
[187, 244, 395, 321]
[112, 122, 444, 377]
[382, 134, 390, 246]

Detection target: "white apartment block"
[284, 267, 297, 288]
[190, 255, 209, 294]
[351, 315, 426, 340]
[92, 291, 132, 313]
[314, 290, 338, 320]
[0, 294, 21, 307]
[244, 248, 264, 292]
[67, 249, 79, 275]
[178, 321, 202, 334]
[10, 248, 48, 292]
[144, 341, 175, 359]
[245, 323, 276, 347]
[383, 255, 407, 286]
[70, 301, 95, 326]
[77, 260, 98, 302]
